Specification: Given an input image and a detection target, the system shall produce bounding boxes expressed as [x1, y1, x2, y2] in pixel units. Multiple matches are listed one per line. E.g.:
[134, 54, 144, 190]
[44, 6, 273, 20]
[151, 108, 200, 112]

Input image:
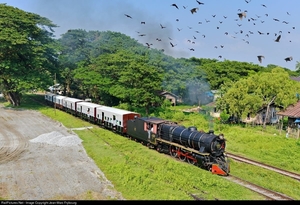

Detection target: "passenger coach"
[96, 106, 140, 134]
[76, 101, 102, 122]
[63, 97, 83, 115]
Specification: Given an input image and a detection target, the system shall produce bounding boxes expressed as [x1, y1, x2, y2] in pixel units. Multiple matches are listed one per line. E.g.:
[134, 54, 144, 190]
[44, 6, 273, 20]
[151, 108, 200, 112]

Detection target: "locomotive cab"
[127, 117, 167, 145]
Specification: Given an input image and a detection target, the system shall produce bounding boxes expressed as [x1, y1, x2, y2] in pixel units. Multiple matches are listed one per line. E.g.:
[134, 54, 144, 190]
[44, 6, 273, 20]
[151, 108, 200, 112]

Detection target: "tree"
[216, 67, 300, 127]
[0, 4, 59, 106]
[198, 60, 267, 90]
[57, 29, 92, 97]
[57, 30, 144, 98]
[73, 48, 164, 115]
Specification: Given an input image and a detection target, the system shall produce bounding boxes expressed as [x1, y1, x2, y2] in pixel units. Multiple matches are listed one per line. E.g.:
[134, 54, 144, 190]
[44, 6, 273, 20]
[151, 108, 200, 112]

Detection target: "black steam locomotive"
[127, 117, 230, 176]
[45, 92, 230, 176]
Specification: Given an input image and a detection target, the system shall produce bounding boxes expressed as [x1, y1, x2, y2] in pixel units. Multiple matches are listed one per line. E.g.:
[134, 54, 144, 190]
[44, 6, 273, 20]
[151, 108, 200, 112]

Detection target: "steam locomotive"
[44, 92, 230, 176]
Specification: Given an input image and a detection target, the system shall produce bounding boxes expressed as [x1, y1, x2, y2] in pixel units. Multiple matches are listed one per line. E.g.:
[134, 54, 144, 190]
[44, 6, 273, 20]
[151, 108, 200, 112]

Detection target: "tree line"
[1, 4, 300, 118]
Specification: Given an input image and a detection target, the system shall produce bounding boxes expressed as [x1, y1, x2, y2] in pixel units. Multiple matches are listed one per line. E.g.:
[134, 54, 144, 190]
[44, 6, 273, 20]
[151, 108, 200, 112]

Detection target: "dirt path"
[0, 104, 124, 200]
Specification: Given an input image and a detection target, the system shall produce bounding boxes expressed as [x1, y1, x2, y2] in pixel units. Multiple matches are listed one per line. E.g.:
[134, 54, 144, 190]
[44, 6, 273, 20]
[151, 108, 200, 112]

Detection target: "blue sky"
[2, 0, 300, 71]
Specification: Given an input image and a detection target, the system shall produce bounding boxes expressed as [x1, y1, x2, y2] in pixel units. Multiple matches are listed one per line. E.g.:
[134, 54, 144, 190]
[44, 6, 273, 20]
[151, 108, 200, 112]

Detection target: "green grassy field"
[4, 93, 300, 200]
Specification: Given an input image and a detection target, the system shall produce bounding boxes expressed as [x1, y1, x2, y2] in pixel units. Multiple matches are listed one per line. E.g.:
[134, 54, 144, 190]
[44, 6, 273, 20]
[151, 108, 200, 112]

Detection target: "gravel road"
[0, 104, 125, 200]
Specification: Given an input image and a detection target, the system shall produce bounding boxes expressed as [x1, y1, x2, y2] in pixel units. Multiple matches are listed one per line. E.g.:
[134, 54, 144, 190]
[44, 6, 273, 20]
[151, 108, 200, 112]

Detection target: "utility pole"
[54, 73, 56, 115]
[54, 73, 56, 87]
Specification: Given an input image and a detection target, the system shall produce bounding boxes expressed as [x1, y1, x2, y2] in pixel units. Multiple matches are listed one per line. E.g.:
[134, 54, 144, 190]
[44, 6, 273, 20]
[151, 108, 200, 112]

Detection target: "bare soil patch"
[0, 104, 124, 200]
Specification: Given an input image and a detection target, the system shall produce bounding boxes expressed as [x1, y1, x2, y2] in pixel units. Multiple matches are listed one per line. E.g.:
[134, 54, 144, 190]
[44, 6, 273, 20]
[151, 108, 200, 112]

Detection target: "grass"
[223, 125, 300, 174]
[3, 93, 300, 200]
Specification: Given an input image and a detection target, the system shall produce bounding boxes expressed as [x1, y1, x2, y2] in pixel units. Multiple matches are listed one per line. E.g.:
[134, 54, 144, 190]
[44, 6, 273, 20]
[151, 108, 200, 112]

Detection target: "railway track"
[225, 175, 294, 200]
[227, 152, 300, 181]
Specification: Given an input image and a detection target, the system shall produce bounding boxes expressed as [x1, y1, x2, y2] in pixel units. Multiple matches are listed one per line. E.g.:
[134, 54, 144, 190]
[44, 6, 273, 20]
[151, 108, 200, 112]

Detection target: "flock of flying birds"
[124, 0, 296, 65]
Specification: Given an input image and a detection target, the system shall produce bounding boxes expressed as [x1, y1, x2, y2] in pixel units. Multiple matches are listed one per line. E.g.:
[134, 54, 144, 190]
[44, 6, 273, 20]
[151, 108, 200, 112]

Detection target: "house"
[159, 91, 182, 106]
[204, 101, 220, 118]
[203, 97, 282, 124]
[48, 84, 64, 95]
[211, 90, 220, 101]
[277, 100, 300, 121]
[243, 104, 282, 125]
[277, 100, 300, 139]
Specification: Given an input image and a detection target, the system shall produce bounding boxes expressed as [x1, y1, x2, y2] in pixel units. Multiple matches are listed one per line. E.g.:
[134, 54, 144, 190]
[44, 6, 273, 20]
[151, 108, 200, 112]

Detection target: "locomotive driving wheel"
[169, 145, 178, 158]
[187, 157, 196, 165]
[178, 149, 186, 161]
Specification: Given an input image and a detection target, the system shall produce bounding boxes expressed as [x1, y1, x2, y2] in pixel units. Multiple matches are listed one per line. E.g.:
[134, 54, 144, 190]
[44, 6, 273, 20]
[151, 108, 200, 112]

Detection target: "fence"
[286, 126, 300, 139]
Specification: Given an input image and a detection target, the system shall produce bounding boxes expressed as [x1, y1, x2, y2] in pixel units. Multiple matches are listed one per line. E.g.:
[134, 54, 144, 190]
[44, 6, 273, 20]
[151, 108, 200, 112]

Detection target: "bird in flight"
[275, 34, 281, 42]
[170, 42, 177, 47]
[284, 56, 293, 62]
[257, 55, 264, 63]
[160, 24, 166, 29]
[258, 31, 264, 35]
[237, 12, 247, 20]
[171, 4, 179, 9]
[196, 0, 204, 5]
[190, 7, 199, 14]
[124, 14, 132, 18]
[145, 43, 152, 48]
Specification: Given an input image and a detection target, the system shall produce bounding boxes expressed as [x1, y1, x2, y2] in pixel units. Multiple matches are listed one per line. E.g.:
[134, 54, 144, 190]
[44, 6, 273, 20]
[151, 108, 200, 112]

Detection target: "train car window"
[144, 122, 151, 131]
[113, 115, 116, 120]
[152, 124, 157, 134]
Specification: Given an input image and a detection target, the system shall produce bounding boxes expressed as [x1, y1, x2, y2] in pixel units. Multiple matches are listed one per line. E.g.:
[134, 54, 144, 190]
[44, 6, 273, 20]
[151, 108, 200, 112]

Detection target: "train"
[44, 92, 230, 176]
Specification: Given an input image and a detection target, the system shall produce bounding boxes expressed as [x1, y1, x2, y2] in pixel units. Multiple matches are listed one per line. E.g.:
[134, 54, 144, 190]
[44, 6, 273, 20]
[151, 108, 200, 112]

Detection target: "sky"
[2, 0, 300, 71]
